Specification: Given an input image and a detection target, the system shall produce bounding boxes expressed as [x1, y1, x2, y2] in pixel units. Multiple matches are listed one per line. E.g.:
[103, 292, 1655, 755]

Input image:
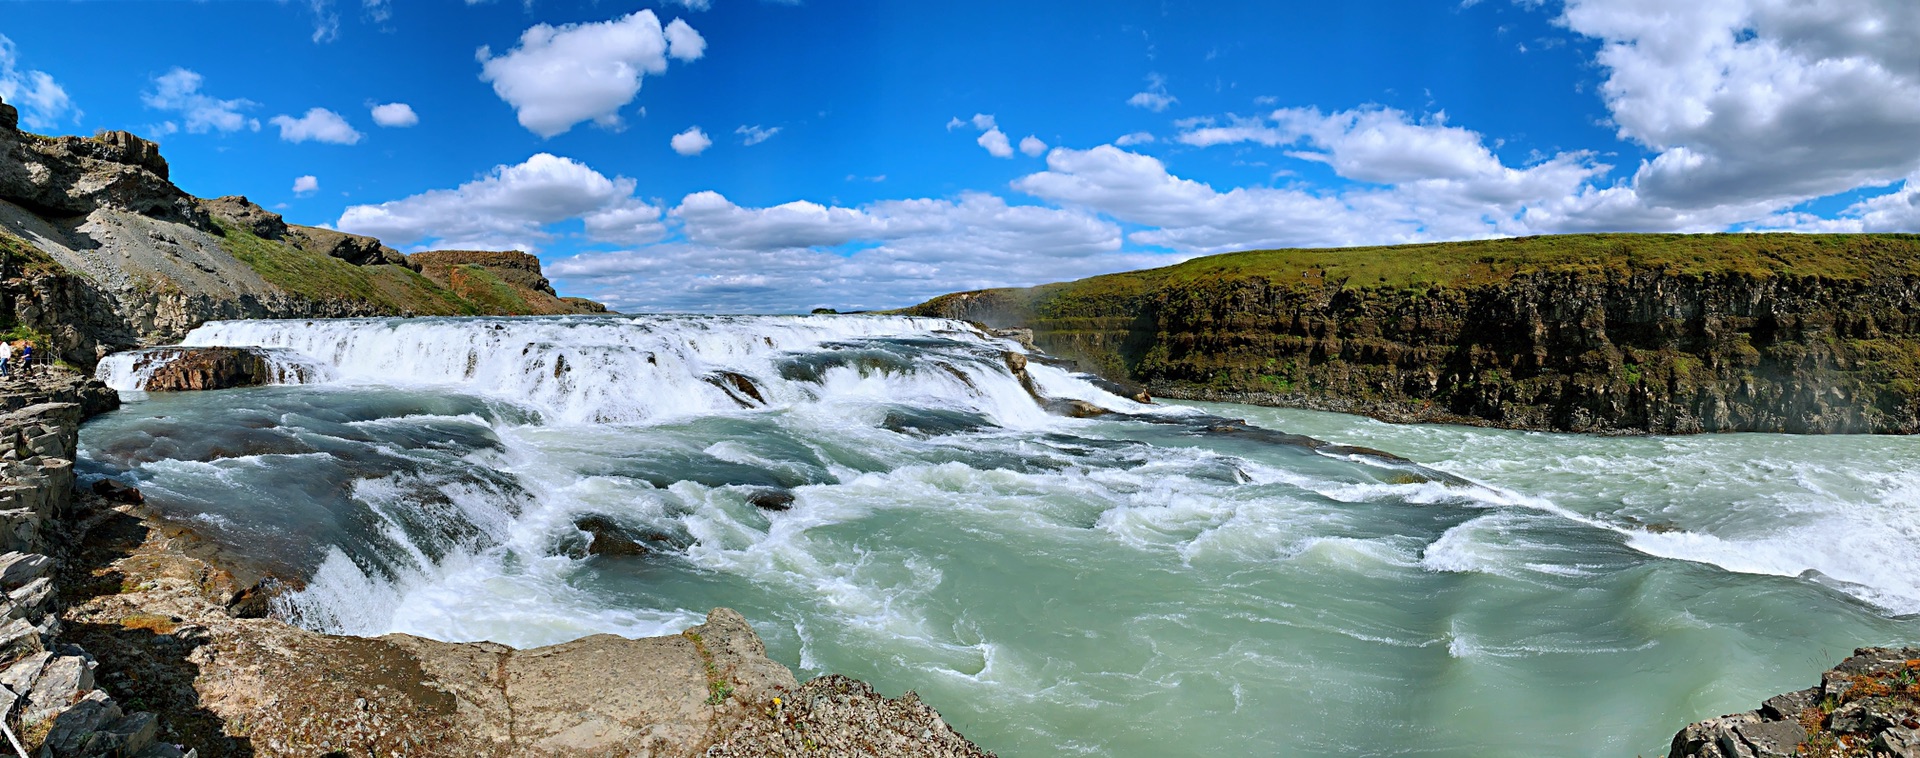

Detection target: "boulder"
[574, 515, 650, 557]
[90, 479, 144, 504]
[141, 347, 273, 392]
[288, 225, 411, 268]
[745, 488, 795, 511]
[199, 195, 289, 239]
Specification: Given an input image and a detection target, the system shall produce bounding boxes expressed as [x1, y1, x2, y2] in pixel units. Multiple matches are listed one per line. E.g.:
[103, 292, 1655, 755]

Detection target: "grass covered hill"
[905, 233, 1920, 434]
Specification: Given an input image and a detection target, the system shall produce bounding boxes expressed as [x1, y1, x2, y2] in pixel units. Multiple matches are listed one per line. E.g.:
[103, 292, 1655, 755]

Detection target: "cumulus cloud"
[370, 102, 418, 127]
[142, 68, 259, 134]
[1114, 131, 1155, 146]
[1560, 0, 1920, 210]
[0, 36, 80, 130]
[977, 128, 1014, 158]
[671, 126, 712, 155]
[292, 175, 320, 195]
[663, 18, 706, 61]
[1019, 135, 1047, 157]
[335, 153, 665, 251]
[950, 113, 1016, 157]
[1177, 106, 1605, 204]
[477, 11, 703, 138]
[547, 192, 1147, 312]
[269, 108, 363, 144]
[736, 124, 780, 146]
[1127, 73, 1177, 112]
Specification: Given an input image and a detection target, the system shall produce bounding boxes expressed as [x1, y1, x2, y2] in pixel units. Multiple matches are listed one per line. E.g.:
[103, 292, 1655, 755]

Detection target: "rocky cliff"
[0, 94, 607, 368]
[905, 233, 1920, 434]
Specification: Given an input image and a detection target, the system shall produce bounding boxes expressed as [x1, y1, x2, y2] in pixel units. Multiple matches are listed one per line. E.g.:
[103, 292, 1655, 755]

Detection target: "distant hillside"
[905, 233, 1920, 434]
[0, 93, 606, 367]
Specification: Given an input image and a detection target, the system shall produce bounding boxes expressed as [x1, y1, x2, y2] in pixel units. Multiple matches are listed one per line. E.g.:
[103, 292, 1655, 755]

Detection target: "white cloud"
[293, 175, 320, 195]
[335, 153, 664, 251]
[977, 128, 1014, 158]
[309, 0, 340, 43]
[1560, 0, 1920, 210]
[547, 191, 1143, 312]
[370, 102, 418, 127]
[1114, 132, 1155, 146]
[671, 0, 712, 9]
[1127, 73, 1177, 112]
[671, 126, 712, 155]
[664, 18, 706, 61]
[0, 36, 80, 131]
[947, 113, 996, 131]
[736, 124, 781, 146]
[363, 0, 391, 24]
[269, 108, 363, 145]
[1177, 106, 1605, 204]
[142, 68, 259, 134]
[477, 11, 703, 138]
[1019, 135, 1047, 157]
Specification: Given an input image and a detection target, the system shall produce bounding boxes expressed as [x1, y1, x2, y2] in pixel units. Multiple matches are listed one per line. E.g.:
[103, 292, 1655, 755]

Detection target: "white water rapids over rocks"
[79, 315, 1920, 757]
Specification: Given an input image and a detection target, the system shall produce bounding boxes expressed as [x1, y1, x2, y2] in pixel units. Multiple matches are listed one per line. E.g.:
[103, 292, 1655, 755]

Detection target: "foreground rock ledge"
[61, 497, 995, 757]
[1668, 646, 1920, 758]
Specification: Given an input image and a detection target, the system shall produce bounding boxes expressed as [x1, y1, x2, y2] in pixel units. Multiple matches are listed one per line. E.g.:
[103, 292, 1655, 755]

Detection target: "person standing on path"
[0, 341, 11, 379]
[19, 343, 33, 377]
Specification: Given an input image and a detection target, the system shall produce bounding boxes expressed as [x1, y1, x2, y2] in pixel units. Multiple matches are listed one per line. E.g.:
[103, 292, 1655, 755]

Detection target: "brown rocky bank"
[1667, 647, 1920, 758]
[0, 93, 606, 369]
[903, 234, 1920, 435]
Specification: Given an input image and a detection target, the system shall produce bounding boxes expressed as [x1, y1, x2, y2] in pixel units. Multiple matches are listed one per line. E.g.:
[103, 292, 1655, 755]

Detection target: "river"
[81, 314, 1920, 757]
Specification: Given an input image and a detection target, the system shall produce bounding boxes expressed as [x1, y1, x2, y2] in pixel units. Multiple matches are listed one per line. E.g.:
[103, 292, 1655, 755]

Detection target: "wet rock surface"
[138, 348, 272, 393]
[1669, 647, 1920, 758]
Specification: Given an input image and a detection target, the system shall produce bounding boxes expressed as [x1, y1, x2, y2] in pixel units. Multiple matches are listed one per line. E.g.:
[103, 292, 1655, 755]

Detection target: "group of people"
[0, 340, 38, 379]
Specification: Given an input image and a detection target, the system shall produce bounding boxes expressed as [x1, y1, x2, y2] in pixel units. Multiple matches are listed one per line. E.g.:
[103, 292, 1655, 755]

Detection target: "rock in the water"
[746, 488, 795, 511]
[574, 515, 650, 557]
[1044, 399, 1109, 418]
[91, 479, 145, 504]
[142, 347, 273, 392]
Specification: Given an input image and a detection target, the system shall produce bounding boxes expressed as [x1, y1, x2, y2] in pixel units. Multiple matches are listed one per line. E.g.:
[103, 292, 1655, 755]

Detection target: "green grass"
[447, 264, 536, 315]
[1105, 233, 1920, 291]
[0, 229, 65, 278]
[910, 234, 1920, 320]
[213, 221, 476, 315]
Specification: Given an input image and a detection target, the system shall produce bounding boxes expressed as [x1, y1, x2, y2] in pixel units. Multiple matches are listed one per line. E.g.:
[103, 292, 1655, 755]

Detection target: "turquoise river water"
[79, 315, 1920, 757]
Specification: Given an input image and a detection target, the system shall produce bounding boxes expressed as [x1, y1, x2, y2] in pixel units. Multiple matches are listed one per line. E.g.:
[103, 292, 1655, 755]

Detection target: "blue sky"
[2, 0, 1917, 312]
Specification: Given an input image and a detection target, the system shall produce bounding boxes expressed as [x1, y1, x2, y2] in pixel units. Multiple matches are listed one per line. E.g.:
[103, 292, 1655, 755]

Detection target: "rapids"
[79, 314, 1920, 757]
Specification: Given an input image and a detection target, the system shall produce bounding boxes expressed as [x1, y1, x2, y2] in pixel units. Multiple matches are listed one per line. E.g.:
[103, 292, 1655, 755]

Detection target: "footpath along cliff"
[0, 94, 604, 370]
[904, 233, 1920, 435]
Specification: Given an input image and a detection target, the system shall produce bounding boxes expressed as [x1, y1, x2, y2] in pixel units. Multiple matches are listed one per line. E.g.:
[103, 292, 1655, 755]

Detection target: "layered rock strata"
[906, 235, 1920, 434]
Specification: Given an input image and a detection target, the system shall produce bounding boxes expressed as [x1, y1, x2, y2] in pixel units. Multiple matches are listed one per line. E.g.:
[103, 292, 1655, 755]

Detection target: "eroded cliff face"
[910, 247, 1920, 434]
[0, 96, 608, 368]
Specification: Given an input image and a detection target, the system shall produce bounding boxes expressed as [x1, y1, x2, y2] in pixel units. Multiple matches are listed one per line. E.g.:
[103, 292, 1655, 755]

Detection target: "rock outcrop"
[0, 371, 186, 757]
[410, 250, 609, 315]
[905, 234, 1920, 434]
[0, 97, 608, 369]
[1668, 647, 1920, 758]
[138, 348, 273, 392]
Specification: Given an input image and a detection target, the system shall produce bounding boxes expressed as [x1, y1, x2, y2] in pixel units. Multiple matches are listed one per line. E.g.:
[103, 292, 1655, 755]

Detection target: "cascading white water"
[160, 315, 1125, 426]
[77, 314, 1920, 758]
[96, 345, 333, 392]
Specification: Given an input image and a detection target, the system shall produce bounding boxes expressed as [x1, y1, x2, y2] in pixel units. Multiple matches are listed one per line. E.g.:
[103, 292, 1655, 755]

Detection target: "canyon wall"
[907, 234, 1920, 434]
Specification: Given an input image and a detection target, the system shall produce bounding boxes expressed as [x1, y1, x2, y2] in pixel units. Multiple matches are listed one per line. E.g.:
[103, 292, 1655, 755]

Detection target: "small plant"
[681, 630, 735, 705]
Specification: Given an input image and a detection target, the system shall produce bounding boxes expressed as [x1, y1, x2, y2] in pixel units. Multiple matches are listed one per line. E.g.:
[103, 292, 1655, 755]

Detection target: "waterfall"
[100, 314, 1145, 426]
